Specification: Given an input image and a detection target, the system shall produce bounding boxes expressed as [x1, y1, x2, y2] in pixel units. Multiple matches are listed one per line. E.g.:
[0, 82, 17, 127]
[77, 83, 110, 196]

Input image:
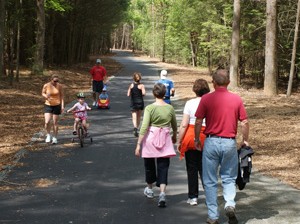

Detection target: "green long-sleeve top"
[139, 104, 177, 135]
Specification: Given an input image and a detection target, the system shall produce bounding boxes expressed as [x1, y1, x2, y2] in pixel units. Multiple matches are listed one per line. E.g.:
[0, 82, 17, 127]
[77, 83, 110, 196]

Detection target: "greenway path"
[0, 50, 299, 224]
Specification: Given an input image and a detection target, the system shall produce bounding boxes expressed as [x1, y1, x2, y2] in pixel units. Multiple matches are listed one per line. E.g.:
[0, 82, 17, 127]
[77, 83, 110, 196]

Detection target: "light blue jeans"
[202, 137, 238, 220]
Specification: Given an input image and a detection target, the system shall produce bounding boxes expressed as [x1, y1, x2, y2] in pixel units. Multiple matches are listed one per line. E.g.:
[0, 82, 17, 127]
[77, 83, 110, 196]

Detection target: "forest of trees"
[0, 0, 300, 96]
[113, 0, 300, 96]
[0, 0, 129, 77]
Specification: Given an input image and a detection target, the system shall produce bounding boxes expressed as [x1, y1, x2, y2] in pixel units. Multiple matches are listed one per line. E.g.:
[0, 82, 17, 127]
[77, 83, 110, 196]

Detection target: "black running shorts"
[92, 80, 104, 93]
[44, 104, 61, 115]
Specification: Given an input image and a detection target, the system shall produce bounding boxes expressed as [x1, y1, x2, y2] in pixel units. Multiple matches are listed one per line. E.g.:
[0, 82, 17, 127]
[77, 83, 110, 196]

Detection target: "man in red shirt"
[194, 69, 249, 224]
[89, 59, 107, 106]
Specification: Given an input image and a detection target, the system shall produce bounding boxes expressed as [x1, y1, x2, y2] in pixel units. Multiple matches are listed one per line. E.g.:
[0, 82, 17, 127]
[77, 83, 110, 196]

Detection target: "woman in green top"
[135, 83, 177, 208]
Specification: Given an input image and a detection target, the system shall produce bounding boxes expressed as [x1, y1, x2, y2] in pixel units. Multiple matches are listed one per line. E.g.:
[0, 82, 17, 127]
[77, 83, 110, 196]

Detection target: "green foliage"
[238, 1, 266, 74]
[45, 0, 72, 12]
[127, 0, 235, 67]
[4, 0, 300, 84]
[277, 0, 299, 76]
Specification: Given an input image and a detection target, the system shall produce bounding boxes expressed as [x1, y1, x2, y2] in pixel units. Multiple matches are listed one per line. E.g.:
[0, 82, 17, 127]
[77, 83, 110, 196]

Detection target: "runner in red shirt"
[89, 59, 107, 106]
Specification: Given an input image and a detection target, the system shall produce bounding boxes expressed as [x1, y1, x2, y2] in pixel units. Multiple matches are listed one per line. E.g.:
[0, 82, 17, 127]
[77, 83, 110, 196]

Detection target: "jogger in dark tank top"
[127, 72, 146, 137]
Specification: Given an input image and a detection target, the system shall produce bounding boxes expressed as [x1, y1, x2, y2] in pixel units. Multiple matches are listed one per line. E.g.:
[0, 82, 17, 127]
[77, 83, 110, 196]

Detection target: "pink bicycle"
[70, 110, 92, 147]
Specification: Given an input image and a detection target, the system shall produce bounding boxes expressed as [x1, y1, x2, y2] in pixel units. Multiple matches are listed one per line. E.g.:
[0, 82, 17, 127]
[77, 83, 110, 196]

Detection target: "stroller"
[98, 85, 110, 109]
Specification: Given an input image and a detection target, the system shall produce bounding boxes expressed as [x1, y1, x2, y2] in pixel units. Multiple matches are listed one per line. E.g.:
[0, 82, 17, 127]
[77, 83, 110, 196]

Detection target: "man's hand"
[194, 139, 202, 150]
[240, 119, 249, 148]
[240, 140, 249, 148]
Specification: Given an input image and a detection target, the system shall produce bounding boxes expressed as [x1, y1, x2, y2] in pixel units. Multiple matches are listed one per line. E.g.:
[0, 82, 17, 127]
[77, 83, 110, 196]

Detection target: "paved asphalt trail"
[0, 50, 299, 224]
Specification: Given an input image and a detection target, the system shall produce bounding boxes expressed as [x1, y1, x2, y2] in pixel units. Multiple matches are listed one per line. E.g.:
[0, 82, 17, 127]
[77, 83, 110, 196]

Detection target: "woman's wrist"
[135, 144, 140, 151]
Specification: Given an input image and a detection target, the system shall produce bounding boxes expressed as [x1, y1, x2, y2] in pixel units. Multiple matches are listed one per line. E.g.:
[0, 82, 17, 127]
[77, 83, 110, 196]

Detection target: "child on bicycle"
[67, 92, 91, 135]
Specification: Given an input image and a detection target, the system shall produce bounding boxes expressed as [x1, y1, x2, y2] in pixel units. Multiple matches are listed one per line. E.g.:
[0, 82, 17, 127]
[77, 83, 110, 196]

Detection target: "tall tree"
[264, 0, 278, 96]
[0, 0, 4, 79]
[32, 0, 45, 75]
[287, 0, 300, 97]
[229, 0, 241, 88]
[16, 0, 22, 82]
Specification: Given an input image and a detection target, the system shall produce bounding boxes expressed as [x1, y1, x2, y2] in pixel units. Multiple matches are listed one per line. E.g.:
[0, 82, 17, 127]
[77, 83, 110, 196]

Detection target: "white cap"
[96, 59, 101, 64]
[160, 70, 168, 79]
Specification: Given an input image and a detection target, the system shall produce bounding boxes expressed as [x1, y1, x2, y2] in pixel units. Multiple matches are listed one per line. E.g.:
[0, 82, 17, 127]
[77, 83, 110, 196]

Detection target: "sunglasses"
[53, 80, 59, 83]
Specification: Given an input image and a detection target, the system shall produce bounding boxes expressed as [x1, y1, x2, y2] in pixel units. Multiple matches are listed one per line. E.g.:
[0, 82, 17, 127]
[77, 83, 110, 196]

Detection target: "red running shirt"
[89, 65, 107, 81]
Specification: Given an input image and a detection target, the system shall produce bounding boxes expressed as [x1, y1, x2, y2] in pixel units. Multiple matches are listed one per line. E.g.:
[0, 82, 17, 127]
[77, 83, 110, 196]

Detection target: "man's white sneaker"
[144, 187, 154, 199]
[187, 198, 198, 206]
[52, 137, 58, 144]
[45, 134, 51, 143]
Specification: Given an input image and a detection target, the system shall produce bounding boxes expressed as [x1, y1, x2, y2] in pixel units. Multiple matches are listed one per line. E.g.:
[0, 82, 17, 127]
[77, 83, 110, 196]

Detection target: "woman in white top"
[177, 79, 210, 206]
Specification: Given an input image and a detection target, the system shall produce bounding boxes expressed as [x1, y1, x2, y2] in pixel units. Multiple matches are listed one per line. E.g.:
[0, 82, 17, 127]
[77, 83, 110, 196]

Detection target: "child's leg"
[74, 118, 80, 131]
[82, 119, 88, 132]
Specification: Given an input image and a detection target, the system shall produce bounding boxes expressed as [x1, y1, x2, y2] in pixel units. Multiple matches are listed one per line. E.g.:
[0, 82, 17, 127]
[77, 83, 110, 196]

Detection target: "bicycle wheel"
[78, 127, 84, 147]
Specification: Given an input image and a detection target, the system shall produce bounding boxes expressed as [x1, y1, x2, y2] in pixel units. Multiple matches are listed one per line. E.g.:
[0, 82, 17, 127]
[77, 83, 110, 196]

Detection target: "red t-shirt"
[195, 87, 248, 138]
[89, 65, 107, 81]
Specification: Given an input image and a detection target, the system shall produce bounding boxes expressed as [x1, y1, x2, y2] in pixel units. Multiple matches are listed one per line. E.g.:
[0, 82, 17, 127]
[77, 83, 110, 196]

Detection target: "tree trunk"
[151, 2, 155, 58]
[16, 0, 22, 82]
[68, 21, 75, 65]
[0, 0, 5, 79]
[207, 33, 212, 74]
[120, 23, 126, 49]
[8, 26, 15, 86]
[287, 0, 300, 97]
[264, 0, 278, 96]
[76, 29, 83, 62]
[131, 20, 135, 52]
[229, 0, 241, 88]
[161, 22, 166, 62]
[190, 31, 198, 67]
[32, 0, 45, 75]
[113, 31, 117, 49]
[46, 12, 55, 65]
[5, 3, 15, 86]
[126, 24, 131, 49]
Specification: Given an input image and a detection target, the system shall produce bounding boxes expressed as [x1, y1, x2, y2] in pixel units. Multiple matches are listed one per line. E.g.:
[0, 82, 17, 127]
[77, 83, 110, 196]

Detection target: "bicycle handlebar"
[66, 108, 91, 115]
[72, 110, 87, 113]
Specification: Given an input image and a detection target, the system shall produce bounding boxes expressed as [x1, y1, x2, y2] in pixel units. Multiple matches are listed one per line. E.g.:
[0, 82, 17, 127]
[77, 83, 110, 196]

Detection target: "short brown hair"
[193, 79, 210, 97]
[152, 83, 166, 99]
[133, 72, 141, 82]
[212, 69, 230, 86]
